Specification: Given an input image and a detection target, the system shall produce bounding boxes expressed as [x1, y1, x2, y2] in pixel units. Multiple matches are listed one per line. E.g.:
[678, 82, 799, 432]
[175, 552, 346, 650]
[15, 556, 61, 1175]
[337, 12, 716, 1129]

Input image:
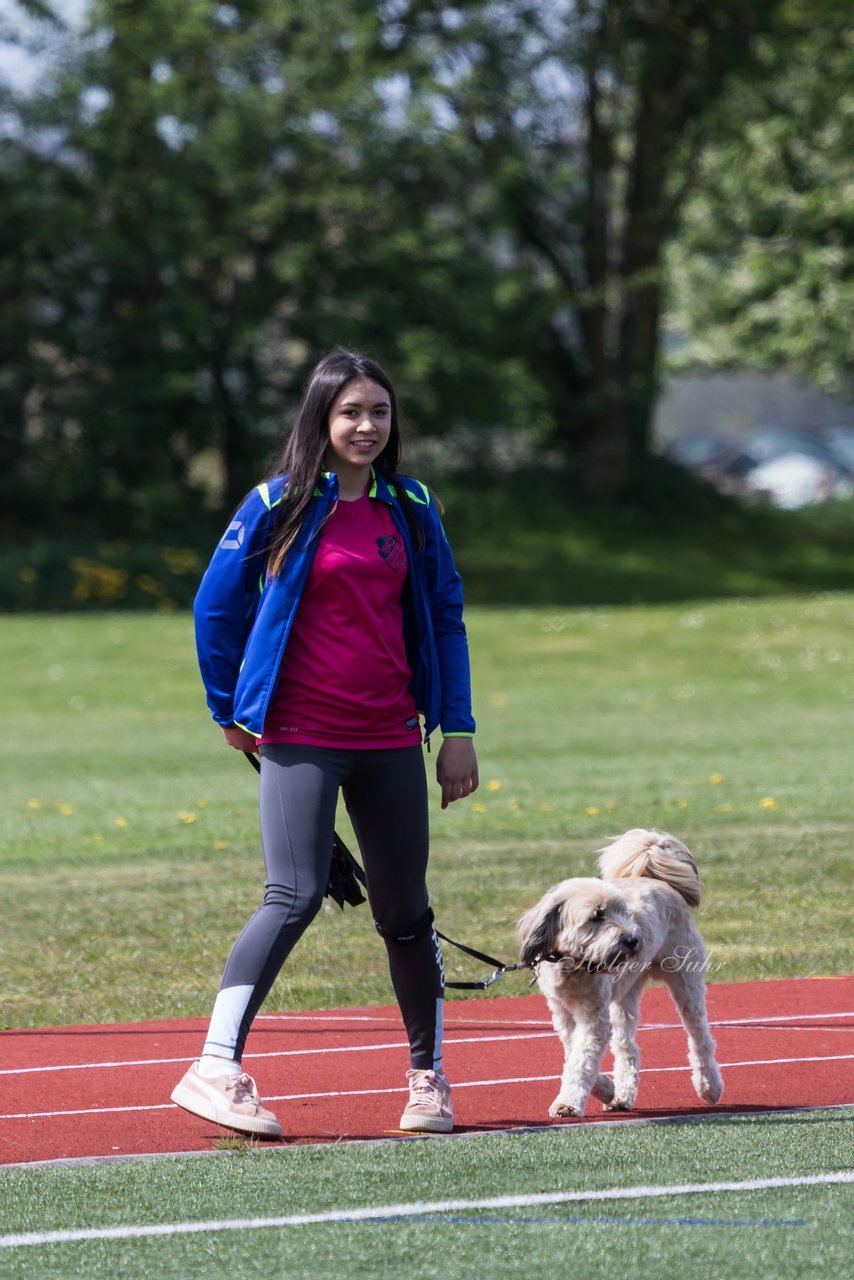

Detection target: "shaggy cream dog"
[517, 828, 724, 1118]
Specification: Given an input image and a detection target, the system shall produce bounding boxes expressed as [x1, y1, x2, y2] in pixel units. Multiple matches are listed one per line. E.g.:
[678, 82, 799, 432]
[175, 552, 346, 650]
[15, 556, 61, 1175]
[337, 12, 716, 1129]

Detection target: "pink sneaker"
[399, 1069, 453, 1133]
[170, 1063, 282, 1138]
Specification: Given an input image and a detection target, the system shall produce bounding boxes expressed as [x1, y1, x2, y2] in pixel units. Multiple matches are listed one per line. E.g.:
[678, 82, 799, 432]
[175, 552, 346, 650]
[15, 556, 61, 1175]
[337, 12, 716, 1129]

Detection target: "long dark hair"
[267, 349, 423, 575]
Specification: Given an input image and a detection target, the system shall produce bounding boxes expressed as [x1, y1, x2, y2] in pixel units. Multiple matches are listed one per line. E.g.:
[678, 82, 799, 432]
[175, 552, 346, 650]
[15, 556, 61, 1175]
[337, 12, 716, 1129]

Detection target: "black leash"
[434, 932, 533, 991]
[241, 751, 531, 988]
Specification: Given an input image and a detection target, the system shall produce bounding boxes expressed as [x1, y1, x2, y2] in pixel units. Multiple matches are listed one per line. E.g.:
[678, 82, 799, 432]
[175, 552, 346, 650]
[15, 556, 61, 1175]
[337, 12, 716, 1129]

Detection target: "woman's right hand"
[222, 724, 260, 753]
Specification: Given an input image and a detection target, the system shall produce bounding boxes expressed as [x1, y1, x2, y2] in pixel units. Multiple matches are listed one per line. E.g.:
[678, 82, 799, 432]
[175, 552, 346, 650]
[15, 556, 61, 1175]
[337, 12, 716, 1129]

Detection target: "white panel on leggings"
[202, 984, 255, 1058]
[432, 996, 444, 1072]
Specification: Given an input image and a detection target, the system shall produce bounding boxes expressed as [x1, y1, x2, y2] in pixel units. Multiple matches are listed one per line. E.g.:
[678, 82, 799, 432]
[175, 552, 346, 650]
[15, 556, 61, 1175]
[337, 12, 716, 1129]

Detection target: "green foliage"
[2, 0, 552, 536]
[4, 477, 854, 611]
[2, 0, 813, 543]
[0, 538, 208, 610]
[4, 0, 391, 531]
[440, 471, 854, 606]
[668, 8, 854, 397]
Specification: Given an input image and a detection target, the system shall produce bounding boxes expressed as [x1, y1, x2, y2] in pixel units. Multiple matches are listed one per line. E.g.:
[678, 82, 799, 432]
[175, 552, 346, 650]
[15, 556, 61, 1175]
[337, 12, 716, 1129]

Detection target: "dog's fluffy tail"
[597, 828, 701, 907]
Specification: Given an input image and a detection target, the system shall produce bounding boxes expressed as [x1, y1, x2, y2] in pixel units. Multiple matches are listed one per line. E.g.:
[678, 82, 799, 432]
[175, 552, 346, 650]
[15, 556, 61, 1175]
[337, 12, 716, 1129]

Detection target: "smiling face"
[324, 377, 392, 494]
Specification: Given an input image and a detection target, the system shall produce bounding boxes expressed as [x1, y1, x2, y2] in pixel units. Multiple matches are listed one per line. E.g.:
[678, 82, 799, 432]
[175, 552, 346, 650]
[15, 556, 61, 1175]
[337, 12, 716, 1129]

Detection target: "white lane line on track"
[705, 1011, 854, 1027]
[3, 1009, 852, 1078]
[257, 1009, 854, 1028]
[257, 1014, 553, 1026]
[2, 1172, 851, 1249]
[0, 1031, 555, 1077]
[3, 1053, 852, 1121]
[255, 1015, 547, 1026]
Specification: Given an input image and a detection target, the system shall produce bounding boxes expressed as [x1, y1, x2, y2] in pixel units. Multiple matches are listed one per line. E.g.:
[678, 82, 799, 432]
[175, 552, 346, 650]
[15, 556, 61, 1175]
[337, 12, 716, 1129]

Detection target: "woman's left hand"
[436, 738, 479, 810]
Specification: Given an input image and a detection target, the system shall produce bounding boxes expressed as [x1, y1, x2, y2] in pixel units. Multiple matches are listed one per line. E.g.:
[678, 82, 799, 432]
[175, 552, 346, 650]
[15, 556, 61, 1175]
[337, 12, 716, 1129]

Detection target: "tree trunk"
[577, 23, 681, 495]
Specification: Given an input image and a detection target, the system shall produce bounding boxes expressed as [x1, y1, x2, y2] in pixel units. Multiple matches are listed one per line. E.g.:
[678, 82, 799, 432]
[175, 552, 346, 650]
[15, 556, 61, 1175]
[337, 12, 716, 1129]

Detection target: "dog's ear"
[517, 901, 563, 966]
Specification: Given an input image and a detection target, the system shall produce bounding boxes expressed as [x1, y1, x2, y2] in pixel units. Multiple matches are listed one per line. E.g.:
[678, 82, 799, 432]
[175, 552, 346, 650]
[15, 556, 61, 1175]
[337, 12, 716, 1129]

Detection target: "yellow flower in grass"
[471, 803, 488, 813]
[709, 772, 725, 785]
[27, 798, 42, 810]
[487, 779, 502, 792]
[759, 796, 777, 810]
[115, 816, 128, 828]
[213, 840, 228, 851]
[585, 806, 600, 816]
[177, 811, 198, 824]
[678, 801, 689, 810]
[58, 802, 73, 816]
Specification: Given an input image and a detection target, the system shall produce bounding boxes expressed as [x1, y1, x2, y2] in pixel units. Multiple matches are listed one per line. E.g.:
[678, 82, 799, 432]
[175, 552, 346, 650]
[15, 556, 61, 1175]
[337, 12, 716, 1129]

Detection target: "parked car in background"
[665, 424, 854, 508]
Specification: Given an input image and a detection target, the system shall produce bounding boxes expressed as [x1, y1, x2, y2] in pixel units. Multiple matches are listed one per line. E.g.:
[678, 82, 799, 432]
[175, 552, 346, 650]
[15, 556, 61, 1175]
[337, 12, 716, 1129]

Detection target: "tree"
[666, 9, 854, 401]
[382, 0, 803, 492]
[2, 0, 818, 539]
[3, 0, 357, 532]
[0, 0, 70, 530]
[3, 0, 546, 535]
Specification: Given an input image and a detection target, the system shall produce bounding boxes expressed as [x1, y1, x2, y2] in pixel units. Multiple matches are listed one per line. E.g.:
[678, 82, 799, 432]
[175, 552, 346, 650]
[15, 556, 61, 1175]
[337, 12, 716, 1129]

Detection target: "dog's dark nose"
[621, 933, 640, 952]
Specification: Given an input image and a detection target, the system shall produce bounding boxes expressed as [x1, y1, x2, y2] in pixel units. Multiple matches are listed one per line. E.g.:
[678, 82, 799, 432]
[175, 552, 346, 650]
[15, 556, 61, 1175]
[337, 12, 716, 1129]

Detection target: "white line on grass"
[1, 1172, 851, 1249]
[3, 1009, 851, 1078]
[2, 1053, 852, 1121]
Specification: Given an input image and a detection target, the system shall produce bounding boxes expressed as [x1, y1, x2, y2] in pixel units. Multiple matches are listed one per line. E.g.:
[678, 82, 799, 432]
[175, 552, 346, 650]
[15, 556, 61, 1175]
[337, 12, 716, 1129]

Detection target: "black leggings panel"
[203, 743, 444, 1069]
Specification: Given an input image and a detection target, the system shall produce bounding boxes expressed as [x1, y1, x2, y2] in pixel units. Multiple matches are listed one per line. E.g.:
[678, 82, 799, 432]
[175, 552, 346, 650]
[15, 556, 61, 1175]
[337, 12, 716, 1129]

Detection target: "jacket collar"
[368, 468, 396, 502]
[317, 467, 396, 504]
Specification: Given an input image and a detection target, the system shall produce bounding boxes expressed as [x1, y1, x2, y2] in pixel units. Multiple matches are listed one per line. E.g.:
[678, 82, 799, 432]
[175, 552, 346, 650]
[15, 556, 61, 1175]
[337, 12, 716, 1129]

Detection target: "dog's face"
[517, 877, 641, 973]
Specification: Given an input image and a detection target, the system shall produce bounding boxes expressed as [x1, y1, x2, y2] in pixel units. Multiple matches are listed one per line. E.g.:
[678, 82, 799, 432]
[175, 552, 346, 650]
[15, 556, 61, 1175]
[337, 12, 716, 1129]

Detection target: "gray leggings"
[202, 743, 445, 1070]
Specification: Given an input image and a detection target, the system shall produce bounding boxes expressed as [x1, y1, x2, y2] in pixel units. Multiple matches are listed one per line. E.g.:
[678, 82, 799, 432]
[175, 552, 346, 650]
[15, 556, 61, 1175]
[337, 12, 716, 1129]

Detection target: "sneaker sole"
[398, 1114, 453, 1134]
[170, 1081, 283, 1138]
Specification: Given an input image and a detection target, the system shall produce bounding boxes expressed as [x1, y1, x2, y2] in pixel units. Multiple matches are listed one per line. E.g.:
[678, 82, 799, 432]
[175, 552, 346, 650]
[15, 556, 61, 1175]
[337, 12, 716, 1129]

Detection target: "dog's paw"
[694, 1067, 724, 1106]
[603, 1098, 633, 1112]
[549, 1098, 584, 1119]
[590, 1074, 615, 1105]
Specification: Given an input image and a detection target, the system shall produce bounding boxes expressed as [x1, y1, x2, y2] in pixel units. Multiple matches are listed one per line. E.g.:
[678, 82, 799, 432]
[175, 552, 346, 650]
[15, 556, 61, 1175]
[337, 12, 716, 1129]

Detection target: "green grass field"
[2, 1112, 851, 1277]
[1, 598, 852, 1278]
[2, 595, 852, 1026]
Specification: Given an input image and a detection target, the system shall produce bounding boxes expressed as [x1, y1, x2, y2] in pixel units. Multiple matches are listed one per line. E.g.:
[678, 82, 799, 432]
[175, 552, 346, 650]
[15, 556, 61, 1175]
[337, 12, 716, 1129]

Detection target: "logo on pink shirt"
[376, 534, 405, 572]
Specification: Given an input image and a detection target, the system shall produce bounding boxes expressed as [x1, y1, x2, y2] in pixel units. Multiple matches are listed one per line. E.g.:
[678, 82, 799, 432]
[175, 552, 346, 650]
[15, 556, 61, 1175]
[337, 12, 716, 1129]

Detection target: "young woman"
[171, 349, 478, 1137]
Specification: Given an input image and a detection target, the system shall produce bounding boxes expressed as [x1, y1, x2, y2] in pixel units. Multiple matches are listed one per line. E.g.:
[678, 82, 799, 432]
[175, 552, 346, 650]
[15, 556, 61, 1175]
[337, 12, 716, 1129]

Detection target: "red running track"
[2, 976, 852, 1166]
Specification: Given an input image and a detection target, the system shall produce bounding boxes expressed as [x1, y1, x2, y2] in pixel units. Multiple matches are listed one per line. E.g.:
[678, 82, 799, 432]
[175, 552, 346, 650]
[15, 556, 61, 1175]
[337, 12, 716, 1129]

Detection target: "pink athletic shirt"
[259, 494, 422, 749]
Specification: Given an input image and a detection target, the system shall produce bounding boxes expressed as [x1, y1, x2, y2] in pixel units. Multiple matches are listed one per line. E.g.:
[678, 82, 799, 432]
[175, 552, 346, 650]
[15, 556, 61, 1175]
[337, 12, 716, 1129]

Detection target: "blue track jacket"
[193, 469, 476, 744]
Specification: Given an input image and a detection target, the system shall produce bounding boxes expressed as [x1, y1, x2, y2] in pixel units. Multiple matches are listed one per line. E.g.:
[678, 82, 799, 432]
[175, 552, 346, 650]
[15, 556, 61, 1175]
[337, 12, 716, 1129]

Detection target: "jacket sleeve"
[193, 488, 275, 727]
[420, 494, 476, 737]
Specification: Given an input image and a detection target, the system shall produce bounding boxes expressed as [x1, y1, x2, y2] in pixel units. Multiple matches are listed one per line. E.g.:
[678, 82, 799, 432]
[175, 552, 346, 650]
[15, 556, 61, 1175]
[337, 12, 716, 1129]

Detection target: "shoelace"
[410, 1075, 446, 1105]
[225, 1073, 259, 1106]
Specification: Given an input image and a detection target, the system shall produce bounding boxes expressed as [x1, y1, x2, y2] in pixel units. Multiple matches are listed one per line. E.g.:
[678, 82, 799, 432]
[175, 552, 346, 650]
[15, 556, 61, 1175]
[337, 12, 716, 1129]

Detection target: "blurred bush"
[2, 541, 206, 611]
